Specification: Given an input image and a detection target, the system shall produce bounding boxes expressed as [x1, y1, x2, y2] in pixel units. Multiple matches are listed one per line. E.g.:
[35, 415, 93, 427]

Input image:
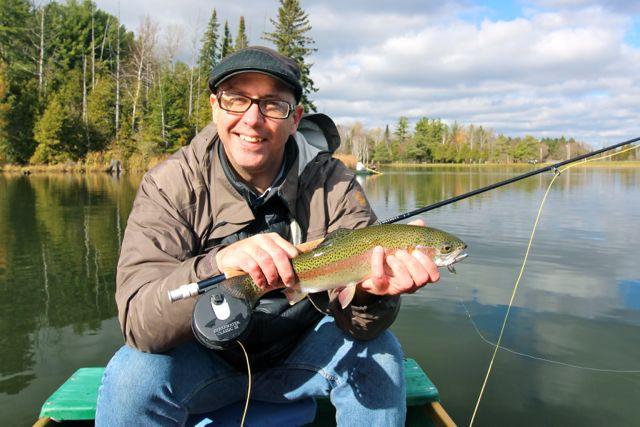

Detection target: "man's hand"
[215, 233, 299, 290]
[359, 219, 440, 296]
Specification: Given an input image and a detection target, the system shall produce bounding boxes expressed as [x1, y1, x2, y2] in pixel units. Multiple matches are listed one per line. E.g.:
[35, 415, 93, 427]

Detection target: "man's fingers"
[394, 250, 431, 291]
[250, 246, 282, 287]
[266, 233, 299, 258]
[412, 250, 440, 282]
[370, 246, 386, 281]
[359, 247, 388, 295]
[387, 248, 442, 294]
[257, 235, 298, 286]
[215, 233, 299, 290]
[385, 252, 414, 294]
[236, 251, 267, 288]
[408, 218, 426, 227]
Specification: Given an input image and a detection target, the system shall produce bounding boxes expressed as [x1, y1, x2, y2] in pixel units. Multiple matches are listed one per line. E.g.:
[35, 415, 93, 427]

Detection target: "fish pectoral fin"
[337, 283, 358, 309]
[283, 287, 308, 305]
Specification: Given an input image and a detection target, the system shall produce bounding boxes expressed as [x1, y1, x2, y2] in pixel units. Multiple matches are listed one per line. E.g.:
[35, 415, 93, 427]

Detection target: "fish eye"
[442, 245, 452, 253]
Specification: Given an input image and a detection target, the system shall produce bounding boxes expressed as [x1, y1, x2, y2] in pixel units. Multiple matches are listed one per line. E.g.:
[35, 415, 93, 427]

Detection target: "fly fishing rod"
[170, 135, 639, 351]
[168, 135, 640, 303]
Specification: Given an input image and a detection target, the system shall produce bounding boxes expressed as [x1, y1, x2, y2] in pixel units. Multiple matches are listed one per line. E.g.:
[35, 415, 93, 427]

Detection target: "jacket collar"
[201, 114, 339, 241]
[276, 138, 300, 218]
[209, 136, 255, 239]
[209, 134, 301, 240]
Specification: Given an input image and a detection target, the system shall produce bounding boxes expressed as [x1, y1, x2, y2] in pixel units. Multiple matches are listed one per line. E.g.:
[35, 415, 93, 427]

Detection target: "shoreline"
[1, 159, 638, 174]
[383, 160, 640, 168]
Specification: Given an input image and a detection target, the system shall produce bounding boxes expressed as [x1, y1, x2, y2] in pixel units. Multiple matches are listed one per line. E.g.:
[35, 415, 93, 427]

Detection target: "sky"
[94, 0, 640, 145]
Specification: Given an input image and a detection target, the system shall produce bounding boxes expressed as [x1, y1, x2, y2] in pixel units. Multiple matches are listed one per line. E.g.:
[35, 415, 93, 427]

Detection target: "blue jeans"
[96, 316, 406, 426]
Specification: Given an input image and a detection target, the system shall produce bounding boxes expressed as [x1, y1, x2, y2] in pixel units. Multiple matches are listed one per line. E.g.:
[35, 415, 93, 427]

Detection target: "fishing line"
[459, 298, 640, 373]
[237, 340, 252, 427]
[469, 143, 640, 426]
[166, 139, 639, 424]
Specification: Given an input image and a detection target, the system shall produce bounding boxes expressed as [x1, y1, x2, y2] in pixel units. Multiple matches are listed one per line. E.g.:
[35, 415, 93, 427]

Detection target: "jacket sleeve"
[115, 173, 223, 353]
[308, 160, 401, 340]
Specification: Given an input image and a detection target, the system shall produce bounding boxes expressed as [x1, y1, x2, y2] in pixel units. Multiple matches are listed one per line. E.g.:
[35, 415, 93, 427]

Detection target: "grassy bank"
[2, 156, 637, 174]
[383, 160, 640, 168]
[0, 152, 170, 174]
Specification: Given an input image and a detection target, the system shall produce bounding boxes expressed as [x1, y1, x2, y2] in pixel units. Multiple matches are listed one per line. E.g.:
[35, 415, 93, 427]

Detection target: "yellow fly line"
[469, 144, 640, 427]
[237, 340, 252, 427]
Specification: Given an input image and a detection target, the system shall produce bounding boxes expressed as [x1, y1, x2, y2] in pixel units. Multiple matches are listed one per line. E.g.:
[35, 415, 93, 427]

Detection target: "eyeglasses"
[216, 92, 295, 119]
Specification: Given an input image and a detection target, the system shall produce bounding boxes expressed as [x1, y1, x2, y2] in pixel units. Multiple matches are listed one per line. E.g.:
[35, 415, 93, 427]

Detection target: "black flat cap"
[208, 46, 302, 103]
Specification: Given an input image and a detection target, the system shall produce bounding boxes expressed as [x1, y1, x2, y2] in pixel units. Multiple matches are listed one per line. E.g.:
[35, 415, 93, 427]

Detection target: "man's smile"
[238, 134, 265, 143]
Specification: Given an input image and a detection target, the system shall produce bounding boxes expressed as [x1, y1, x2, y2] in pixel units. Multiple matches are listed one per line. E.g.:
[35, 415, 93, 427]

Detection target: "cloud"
[93, 0, 640, 144]
[311, 6, 640, 143]
[530, 0, 640, 14]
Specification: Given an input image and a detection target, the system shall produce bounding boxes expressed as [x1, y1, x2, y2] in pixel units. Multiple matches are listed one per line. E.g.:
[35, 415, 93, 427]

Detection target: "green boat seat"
[37, 358, 440, 425]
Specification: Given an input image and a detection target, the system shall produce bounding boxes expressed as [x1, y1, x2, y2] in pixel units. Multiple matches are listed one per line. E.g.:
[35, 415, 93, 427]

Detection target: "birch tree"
[187, 22, 200, 120]
[115, 14, 121, 139]
[90, 1, 95, 89]
[350, 122, 369, 164]
[130, 16, 158, 133]
[36, 3, 45, 94]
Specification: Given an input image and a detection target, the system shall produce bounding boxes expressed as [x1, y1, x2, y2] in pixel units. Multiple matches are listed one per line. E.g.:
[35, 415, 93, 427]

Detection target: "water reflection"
[618, 280, 640, 311]
[360, 166, 640, 423]
[1, 166, 639, 425]
[0, 174, 138, 401]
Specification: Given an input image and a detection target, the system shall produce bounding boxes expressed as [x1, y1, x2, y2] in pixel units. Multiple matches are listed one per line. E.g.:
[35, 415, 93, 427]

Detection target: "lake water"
[1, 166, 639, 426]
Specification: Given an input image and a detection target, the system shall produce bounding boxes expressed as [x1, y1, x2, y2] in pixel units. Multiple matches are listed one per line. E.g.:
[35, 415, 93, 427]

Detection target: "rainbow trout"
[220, 224, 468, 309]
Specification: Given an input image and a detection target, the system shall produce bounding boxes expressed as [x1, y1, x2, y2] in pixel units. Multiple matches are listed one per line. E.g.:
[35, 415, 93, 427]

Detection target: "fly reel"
[192, 284, 252, 350]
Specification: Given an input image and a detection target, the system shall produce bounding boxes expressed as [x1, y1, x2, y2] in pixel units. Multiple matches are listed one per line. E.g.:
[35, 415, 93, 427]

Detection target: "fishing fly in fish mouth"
[220, 223, 468, 309]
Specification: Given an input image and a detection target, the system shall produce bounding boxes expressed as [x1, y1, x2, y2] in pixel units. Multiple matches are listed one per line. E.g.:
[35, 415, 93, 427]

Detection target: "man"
[96, 46, 439, 426]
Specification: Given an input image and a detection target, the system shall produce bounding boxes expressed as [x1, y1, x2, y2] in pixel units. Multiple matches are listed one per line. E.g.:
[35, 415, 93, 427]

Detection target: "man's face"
[211, 72, 303, 182]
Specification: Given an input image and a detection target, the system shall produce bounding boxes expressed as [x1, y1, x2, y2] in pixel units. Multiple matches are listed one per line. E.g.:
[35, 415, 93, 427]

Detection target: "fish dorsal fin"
[317, 228, 354, 248]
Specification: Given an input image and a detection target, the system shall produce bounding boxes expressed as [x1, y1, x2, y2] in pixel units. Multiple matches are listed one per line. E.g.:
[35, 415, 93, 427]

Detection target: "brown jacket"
[116, 115, 400, 353]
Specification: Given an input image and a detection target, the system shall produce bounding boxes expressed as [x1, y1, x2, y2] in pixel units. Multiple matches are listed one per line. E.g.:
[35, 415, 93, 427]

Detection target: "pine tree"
[263, 0, 318, 112]
[198, 9, 220, 73]
[395, 117, 410, 143]
[220, 21, 233, 59]
[372, 141, 391, 164]
[0, 63, 9, 162]
[32, 73, 85, 163]
[0, 0, 32, 66]
[0, 0, 40, 163]
[31, 96, 66, 163]
[144, 63, 193, 153]
[87, 76, 115, 151]
[235, 16, 249, 50]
